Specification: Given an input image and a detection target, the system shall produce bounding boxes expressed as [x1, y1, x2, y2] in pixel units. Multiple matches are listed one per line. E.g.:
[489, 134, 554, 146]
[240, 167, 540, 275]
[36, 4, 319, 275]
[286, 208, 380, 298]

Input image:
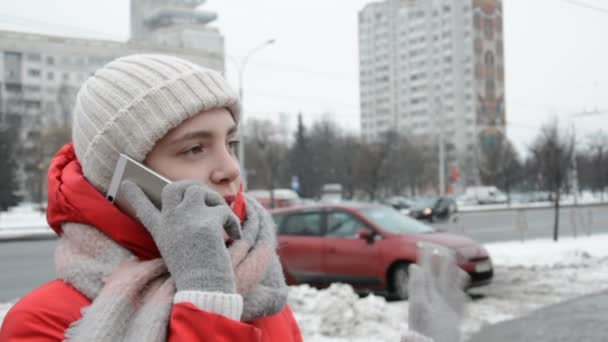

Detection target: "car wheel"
[390, 264, 410, 300]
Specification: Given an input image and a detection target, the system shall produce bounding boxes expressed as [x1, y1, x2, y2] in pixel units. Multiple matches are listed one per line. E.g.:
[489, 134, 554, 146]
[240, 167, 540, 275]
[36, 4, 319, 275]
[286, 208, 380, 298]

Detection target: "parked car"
[409, 197, 458, 222]
[381, 196, 415, 215]
[247, 189, 300, 209]
[271, 202, 493, 300]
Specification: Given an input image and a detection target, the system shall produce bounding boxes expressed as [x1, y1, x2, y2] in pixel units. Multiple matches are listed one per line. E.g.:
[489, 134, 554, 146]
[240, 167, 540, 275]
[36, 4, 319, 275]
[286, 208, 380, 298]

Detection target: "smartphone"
[106, 153, 171, 216]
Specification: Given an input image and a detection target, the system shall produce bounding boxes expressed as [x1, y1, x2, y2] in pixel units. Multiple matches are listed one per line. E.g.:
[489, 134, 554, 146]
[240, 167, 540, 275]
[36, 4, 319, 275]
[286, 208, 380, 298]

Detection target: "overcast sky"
[0, 0, 607, 155]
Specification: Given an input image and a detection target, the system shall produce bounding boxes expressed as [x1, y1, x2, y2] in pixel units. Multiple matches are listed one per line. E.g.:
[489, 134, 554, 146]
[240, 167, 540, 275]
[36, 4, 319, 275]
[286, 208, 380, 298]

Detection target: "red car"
[271, 202, 493, 300]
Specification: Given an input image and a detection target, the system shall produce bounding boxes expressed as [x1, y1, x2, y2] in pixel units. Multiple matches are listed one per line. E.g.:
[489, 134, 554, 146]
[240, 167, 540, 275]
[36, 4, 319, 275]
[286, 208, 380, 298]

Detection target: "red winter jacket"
[0, 144, 303, 342]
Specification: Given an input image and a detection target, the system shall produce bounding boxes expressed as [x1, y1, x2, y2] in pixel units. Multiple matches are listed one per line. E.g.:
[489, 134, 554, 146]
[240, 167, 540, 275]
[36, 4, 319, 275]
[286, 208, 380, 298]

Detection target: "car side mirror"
[357, 229, 375, 243]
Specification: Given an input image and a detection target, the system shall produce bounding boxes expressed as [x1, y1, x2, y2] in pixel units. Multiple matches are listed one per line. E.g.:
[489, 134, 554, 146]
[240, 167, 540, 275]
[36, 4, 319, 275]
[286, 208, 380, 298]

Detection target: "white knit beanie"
[72, 54, 241, 193]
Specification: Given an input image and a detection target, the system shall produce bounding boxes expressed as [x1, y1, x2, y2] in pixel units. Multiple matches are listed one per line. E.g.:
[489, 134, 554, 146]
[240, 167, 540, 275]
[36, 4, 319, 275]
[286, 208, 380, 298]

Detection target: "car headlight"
[423, 208, 432, 216]
[416, 242, 467, 264]
[451, 250, 467, 264]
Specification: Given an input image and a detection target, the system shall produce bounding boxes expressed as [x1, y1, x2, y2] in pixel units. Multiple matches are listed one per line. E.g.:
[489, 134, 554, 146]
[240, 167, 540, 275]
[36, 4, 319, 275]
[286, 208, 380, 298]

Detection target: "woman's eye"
[181, 145, 204, 156]
[228, 140, 240, 154]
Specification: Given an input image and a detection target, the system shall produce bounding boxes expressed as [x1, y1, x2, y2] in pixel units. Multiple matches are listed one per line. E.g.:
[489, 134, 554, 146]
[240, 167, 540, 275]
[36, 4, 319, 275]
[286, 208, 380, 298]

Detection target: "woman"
[0, 54, 302, 341]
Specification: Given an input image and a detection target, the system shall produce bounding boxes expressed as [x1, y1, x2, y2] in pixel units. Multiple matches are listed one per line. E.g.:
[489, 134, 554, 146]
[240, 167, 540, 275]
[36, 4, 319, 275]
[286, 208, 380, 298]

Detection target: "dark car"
[271, 202, 492, 300]
[381, 196, 415, 216]
[409, 197, 458, 222]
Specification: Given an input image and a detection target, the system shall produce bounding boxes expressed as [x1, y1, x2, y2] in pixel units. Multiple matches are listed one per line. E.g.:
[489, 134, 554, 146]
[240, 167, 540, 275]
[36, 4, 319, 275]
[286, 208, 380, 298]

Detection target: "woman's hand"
[122, 180, 242, 293]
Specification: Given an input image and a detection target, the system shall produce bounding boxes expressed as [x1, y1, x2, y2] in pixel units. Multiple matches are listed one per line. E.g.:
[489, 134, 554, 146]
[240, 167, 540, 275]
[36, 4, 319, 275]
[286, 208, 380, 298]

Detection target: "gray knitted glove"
[407, 243, 469, 342]
[121, 180, 242, 293]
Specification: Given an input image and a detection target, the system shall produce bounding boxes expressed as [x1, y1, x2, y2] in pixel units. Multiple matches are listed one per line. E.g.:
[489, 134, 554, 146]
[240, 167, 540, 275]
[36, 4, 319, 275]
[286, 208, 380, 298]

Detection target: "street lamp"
[234, 38, 276, 190]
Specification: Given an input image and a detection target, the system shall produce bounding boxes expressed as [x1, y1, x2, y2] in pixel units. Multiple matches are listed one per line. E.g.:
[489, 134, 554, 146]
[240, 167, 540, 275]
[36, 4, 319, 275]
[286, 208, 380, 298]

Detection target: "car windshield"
[360, 206, 435, 235]
[412, 198, 437, 210]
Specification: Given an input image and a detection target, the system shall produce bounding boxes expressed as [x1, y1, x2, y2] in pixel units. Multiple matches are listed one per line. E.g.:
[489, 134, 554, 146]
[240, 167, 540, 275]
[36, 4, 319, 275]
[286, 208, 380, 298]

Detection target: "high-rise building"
[0, 0, 225, 202]
[130, 0, 223, 53]
[358, 0, 506, 187]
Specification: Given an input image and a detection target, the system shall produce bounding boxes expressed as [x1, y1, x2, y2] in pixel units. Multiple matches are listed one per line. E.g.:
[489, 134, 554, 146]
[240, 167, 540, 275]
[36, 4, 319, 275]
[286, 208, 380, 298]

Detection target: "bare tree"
[288, 114, 318, 198]
[308, 118, 342, 186]
[582, 131, 608, 201]
[30, 126, 72, 204]
[244, 118, 288, 208]
[0, 124, 21, 211]
[334, 134, 361, 200]
[528, 120, 575, 241]
[478, 138, 522, 203]
[355, 130, 400, 201]
[394, 135, 433, 197]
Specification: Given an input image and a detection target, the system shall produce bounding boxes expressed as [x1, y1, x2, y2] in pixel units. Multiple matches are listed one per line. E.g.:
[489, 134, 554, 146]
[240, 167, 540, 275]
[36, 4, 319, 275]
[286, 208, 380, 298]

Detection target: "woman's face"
[144, 107, 241, 204]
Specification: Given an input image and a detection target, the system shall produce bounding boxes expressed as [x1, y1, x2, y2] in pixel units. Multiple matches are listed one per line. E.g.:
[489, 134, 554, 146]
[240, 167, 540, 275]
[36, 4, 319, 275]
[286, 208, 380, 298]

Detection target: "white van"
[464, 186, 508, 204]
[320, 183, 343, 203]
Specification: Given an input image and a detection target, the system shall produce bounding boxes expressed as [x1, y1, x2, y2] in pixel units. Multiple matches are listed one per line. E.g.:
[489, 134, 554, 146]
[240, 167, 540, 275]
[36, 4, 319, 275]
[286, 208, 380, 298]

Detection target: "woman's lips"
[223, 195, 236, 205]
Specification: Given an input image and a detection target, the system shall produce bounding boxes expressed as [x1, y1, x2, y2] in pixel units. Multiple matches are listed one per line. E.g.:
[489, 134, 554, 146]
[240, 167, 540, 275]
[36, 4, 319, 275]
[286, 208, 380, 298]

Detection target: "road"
[0, 203, 607, 301]
[0, 239, 56, 302]
[432, 203, 608, 243]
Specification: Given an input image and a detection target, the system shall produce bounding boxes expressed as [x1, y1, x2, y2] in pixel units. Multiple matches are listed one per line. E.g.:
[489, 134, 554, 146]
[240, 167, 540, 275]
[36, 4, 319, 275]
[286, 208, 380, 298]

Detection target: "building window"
[24, 85, 41, 92]
[47, 72, 54, 81]
[63, 73, 70, 81]
[485, 51, 495, 79]
[24, 100, 41, 110]
[495, 17, 503, 33]
[484, 18, 494, 39]
[486, 80, 496, 99]
[27, 53, 41, 62]
[485, 51, 495, 66]
[475, 38, 482, 54]
[46, 56, 55, 65]
[28, 69, 41, 77]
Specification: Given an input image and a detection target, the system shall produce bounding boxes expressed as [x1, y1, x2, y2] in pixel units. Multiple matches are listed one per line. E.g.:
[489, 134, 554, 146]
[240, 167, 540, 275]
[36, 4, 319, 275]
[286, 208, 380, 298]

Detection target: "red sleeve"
[0, 281, 88, 341]
[286, 306, 304, 342]
[0, 307, 67, 341]
[169, 303, 262, 342]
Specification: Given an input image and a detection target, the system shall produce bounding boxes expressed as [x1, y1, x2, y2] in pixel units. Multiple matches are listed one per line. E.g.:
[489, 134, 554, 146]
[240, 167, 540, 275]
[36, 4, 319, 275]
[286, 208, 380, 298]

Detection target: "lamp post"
[235, 39, 276, 190]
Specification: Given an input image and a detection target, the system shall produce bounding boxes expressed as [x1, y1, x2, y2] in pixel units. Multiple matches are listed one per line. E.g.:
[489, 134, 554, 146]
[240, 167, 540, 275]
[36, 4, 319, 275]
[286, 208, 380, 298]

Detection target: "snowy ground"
[1, 204, 608, 341]
[458, 191, 607, 212]
[0, 203, 53, 240]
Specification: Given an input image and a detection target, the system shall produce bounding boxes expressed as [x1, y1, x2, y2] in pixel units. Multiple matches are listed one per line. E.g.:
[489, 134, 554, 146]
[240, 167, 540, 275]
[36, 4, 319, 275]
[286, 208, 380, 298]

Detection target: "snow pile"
[0, 203, 53, 239]
[0, 203, 47, 227]
[288, 284, 405, 341]
[0, 303, 12, 325]
[485, 235, 608, 267]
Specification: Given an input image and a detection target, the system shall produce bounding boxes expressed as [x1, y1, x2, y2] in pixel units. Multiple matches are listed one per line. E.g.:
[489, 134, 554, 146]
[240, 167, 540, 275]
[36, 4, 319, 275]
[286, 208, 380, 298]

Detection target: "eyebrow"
[169, 125, 238, 146]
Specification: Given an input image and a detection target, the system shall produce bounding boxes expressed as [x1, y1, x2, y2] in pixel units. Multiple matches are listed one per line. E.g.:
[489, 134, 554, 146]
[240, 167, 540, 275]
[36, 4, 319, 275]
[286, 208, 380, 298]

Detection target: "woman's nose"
[210, 148, 241, 185]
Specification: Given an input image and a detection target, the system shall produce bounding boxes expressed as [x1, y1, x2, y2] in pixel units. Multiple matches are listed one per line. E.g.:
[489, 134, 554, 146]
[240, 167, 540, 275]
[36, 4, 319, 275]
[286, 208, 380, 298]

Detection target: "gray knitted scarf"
[55, 195, 288, 341]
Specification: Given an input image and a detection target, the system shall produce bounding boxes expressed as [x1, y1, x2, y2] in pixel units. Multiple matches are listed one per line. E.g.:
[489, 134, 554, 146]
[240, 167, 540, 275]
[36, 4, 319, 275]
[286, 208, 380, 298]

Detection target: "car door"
[276, 209, 327, 285]
[434, 198, 449, 219]
[321, 210, 383, 288]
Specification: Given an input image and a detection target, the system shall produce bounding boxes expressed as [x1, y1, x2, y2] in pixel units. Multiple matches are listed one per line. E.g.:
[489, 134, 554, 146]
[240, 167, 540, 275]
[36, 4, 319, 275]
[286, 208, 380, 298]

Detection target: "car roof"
[269, 201, 382, 214]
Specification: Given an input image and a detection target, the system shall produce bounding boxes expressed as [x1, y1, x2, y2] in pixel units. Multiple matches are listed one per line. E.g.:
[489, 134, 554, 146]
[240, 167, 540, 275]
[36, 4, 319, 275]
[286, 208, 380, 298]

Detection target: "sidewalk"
[0, 228, 55, 241]
[468, 290, 608, 342]
[0, 204, 54, 242]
